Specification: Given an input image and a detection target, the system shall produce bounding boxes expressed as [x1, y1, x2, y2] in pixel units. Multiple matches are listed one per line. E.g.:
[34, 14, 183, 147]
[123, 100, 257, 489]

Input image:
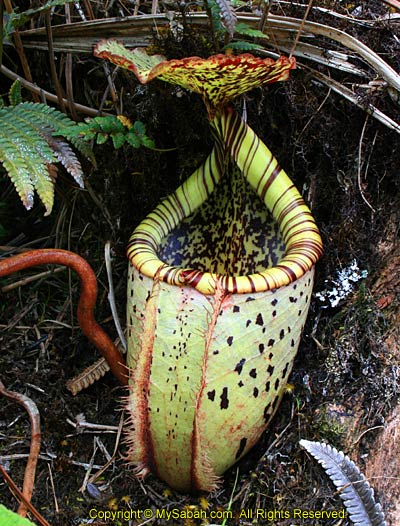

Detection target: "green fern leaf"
[1, 154, 35, 210]
[8, 80, 22, 106]
[62, 115, 124, 139]
[205, 0, 226, 35]
[235, 22, 269, 39]
[133, 120, 146, 136]
[13, 102, 95, 164]
[18, 102, 77, 135]
[7, 118, 56, 163]
[223, 41, 266, 52]
[31, 164, 55, 216]
[61, 115, 154, 152]
[96, 133, 108, 145]
[0, 102, 86, 214]
[141, 136, 155, 149]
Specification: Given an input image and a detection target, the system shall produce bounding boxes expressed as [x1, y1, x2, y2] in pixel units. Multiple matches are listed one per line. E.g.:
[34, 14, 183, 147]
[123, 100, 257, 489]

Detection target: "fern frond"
[205, 0, 228, 35]
[65, 358, 110, 396]
[300, 440, 387, 526]
[1, 153, 34, 210]
[234, 22, 269, 40]
[215, 0, 237, 36]
[17, 103, 93, 160]
[223, 41, 266, 53]
[8, 80, 22, 106]
[8, 117, 56, 163]
[18, 102, 78, 135]
[33, 165, 57, 216]
[0, 102, 86, 214]
[45, 135, 84, 188]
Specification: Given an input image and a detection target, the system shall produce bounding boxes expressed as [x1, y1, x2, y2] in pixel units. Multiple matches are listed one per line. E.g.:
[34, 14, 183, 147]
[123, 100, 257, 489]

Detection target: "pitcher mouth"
[127, 110, 322, 295]
[95, 43, 322, 294]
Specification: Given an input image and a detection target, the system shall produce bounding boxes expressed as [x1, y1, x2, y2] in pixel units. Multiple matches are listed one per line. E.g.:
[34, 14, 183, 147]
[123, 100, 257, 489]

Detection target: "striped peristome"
[125, 108, 322, 492]
[127, 109, 322, 295]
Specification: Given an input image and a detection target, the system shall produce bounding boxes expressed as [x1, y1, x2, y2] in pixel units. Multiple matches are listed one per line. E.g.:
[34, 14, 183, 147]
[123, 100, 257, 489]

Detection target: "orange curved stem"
[0, 249, 127, 386]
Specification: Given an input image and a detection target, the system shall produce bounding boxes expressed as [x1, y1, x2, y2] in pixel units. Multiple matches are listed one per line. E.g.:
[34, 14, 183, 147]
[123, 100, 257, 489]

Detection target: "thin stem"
[65, 3, 78, 120]
[357, 115, 376, 213]
[105, 241, 127, 351]
[290, 0, 314, 58]
[3, 0, 39, 102]
[0, 63, 105, 116]
[45, 11, 66, 112]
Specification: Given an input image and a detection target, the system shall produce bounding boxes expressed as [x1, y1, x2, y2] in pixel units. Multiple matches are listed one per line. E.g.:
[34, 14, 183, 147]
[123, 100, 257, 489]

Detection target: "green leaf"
[96, 133, 108, 145]
[235, 22, 269, 39]
[223, 41, 266, 52]
[0, 504, 37, 525]
[111, 132, 126, 149]
[142, 136, 156, 149]
[61, 114, 155, 152]
[9, 80, 22, 106]
[133, 120, 146, 137]
[126, 133, 141, 149]
[93, 115, 125, 134]
[204, 0, 226, 35]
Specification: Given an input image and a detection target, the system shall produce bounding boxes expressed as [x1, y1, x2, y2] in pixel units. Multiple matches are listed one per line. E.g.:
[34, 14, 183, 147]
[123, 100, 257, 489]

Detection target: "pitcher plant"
[94, 41, 323, 492]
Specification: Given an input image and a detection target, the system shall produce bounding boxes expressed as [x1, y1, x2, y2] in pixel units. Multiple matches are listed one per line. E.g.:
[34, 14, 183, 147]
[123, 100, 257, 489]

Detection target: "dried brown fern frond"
[65, 358, 111, 395]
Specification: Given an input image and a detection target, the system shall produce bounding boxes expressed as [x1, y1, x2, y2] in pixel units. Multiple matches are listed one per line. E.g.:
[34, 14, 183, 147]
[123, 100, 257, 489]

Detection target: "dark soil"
[1, 1, 399, 525]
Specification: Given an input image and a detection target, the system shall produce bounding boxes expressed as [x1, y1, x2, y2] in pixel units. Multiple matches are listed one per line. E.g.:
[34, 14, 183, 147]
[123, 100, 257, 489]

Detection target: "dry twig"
[0, 465, 51, 526]
[357, 115, 376, 213]
[105, 241, 127, 351]
[0, 64, 104, 116]
[1, 266, 66, 293]
[0, 380, 41, 517]
[87, 411, 125, 485]
[3, 0, 39, 102]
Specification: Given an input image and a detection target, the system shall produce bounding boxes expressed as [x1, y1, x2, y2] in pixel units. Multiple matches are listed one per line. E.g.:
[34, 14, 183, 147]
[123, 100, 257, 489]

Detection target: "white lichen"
[316, 259, 368, 308]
